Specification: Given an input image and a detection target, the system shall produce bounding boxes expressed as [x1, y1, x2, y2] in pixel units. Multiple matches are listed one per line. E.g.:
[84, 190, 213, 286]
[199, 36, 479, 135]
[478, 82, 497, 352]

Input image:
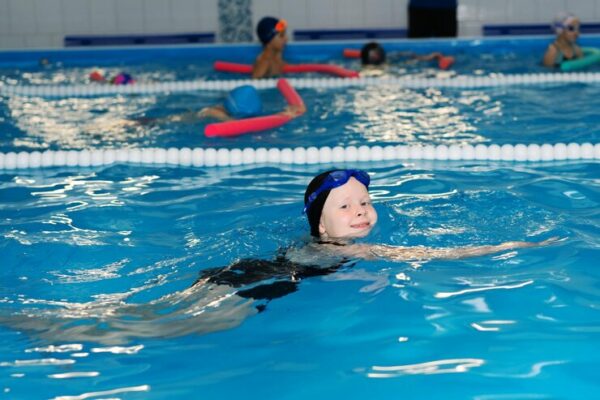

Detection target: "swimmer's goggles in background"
[565, 24, 580, 32]
[303, 169, 370, 214]
[554, 16, 579, 33]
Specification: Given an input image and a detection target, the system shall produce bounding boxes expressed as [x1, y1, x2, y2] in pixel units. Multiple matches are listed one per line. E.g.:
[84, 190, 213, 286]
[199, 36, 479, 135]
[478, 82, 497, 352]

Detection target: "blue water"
[1, 38, 600, 399]
[2, 83, 600, 153]
[1, 162, 598, 399]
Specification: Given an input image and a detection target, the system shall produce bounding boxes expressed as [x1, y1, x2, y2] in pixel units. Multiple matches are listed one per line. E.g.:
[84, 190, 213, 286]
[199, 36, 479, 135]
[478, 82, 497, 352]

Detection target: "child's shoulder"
[286, 240, 375, 265]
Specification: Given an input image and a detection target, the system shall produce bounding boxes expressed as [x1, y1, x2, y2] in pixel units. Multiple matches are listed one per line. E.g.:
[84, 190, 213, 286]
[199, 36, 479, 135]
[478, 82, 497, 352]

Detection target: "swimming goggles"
[303, 169, 370, 214]
[565, 24, 580, 32]
[275, 19, 287, 33]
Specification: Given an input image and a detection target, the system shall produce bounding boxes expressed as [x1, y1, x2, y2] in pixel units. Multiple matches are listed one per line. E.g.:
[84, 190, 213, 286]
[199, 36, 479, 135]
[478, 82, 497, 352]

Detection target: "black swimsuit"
[194, 248, 353, 310]
[552, 42, 579, 67]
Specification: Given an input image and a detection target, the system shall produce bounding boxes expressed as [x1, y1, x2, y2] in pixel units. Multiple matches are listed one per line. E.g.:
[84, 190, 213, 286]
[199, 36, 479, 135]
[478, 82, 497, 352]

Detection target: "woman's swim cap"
[360, 42, 386, 66]
[256, 16, 287, 45]
[224, 85, 263, 118]
[553, 12, 578, 34]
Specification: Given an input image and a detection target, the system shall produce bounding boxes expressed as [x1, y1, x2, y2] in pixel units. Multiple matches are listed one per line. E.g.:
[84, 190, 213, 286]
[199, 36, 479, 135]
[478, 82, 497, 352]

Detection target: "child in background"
[358, 41, 454, 69]
[89, 70, 135, 85]
[543, 12, 583, 68]
[293, 169, 559, 262]
[138, 84, 304, 125]
[253, 16, 289, 79]
[171, 85, 265, 123]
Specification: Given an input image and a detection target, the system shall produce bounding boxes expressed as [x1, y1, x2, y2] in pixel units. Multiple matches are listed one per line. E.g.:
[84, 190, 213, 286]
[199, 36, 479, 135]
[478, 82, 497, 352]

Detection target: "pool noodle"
[560, 47, 600, 72]
[204, 114, 292, 137]
[276, 78, 304, 107]
[436, 55, 455, 70]
[214, 61, 253, 74]
[343, 49, 361, 58]
[204, 78, 302, 138]
[214, 61, 359, 78]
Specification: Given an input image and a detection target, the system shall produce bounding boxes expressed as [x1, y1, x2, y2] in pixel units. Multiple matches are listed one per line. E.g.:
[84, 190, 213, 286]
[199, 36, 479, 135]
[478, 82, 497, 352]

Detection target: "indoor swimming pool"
[0, 36, 599, 399]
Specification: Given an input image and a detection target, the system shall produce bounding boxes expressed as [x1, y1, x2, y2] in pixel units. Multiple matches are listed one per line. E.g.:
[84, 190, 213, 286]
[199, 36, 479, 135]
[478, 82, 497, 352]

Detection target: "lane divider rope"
[1, 143, 598, 170]
[2, 72, 600, 97]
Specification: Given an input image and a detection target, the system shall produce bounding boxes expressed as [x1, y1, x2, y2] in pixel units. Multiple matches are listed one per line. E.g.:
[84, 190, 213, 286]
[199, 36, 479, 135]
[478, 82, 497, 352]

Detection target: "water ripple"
[0, 358, 75, 367]
[435, 280, 534, 299]
[367, 358, 485, 378]
[52, 384, 150, 400]
[48, 371, 99, 379]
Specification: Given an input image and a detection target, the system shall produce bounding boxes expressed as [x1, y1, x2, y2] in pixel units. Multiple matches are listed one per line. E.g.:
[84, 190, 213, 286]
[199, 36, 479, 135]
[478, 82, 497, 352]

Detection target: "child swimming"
[543, 12, 583, 68]
[89, 70, 135, 85]
[195, 168, 560, 315]
[1, 169, 561, 344]
[253, 16, 288, 79]
[290, 169, 559, 263]
[168, 84, 265, 123]
[358, 41, 454, 70]
[137, 84, 305, 125]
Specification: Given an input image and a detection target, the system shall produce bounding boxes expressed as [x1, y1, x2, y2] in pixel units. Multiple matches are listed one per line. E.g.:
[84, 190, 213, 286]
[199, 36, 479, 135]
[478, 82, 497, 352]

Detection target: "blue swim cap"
[224, 85, 262, 118]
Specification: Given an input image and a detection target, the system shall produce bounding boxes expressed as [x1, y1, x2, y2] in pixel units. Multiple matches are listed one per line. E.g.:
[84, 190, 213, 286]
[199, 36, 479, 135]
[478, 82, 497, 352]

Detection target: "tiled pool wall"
[2, 0, 600, 49]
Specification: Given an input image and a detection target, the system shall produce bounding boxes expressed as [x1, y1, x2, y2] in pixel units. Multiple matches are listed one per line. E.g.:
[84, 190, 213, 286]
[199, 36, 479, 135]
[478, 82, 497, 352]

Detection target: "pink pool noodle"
[214, 61, 358, 78]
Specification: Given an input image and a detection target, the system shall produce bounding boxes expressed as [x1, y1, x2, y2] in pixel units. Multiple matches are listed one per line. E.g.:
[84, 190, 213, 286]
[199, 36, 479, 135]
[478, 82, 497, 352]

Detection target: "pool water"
[1, 37, 599, 399]
[1, 161, 598, 399]
[2, 83, 600, 153]
[2, 36, 600, 86]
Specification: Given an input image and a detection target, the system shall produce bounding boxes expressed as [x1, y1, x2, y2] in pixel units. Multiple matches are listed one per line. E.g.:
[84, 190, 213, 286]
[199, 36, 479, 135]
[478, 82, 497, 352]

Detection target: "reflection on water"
[0, 280, 257, 345]
[8, 95, 158, 150]
[366, 358, 485, 378]
[349, 86, 488, 145]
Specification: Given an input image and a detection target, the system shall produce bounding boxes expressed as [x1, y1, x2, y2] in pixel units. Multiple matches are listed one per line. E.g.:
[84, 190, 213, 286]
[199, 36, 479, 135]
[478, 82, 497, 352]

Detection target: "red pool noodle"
[214, 61, 358, 78]
[204, 78, 303, 138]
[213, 61, 253, 74]
[343, 49, 361, 58]
[282, 64, 359, 77]
[437, 55, 455, 70]
[277, 78, 304, 107]
[205, 114, 292, 137]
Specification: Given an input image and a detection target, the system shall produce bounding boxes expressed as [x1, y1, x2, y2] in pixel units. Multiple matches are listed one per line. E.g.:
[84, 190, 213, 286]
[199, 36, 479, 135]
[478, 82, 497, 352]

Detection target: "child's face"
[319, 177, 377, 239]
[269, 30, 288, 51]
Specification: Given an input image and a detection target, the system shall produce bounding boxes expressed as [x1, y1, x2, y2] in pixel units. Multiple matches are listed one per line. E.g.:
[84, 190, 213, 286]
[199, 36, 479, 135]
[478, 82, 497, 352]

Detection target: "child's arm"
[278, 103, 306, 119]
[368, 237, 561, 262]
[388, 51, 440, 62]
[413, 52, 442, 62]
[198, 105, 232, 121]
[137, 106, 231, 125]
[252, 53, 271, 79]
[543, 44, 558, 67]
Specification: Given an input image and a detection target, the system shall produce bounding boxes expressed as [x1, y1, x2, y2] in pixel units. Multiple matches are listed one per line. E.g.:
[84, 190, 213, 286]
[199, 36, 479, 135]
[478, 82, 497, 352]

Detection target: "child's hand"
[280, 104, 306, 118]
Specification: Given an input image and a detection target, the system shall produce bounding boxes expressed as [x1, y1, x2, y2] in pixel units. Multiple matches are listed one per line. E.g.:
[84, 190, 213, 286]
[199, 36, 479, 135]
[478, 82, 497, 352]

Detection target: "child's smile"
[319, 177, 378, 239]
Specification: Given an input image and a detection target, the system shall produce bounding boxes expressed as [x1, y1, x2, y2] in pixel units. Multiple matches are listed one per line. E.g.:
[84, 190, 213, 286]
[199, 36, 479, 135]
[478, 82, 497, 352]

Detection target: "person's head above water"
[304, 169, 377, 239]
[256, 16, 288, 46]
[552, 12, 580, 37]
[224, 85, 263, 118]
[360, 42, 387, 66]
